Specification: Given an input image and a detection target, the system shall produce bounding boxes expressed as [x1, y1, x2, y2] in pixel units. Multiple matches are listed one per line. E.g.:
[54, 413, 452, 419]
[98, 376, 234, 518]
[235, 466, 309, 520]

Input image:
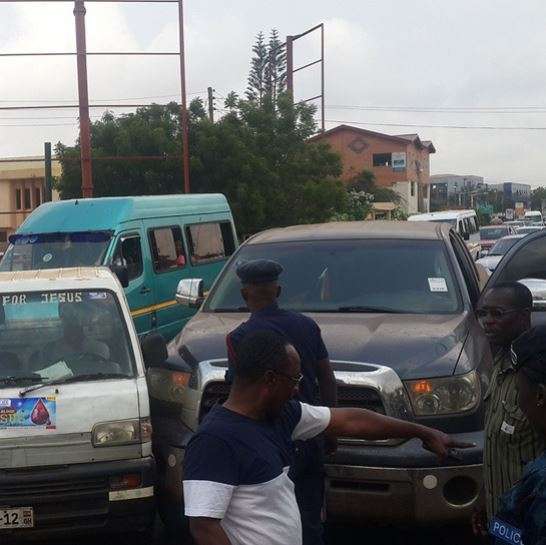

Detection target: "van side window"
[114, 235, 143, 281]
[186, 222, 235, 265]
[149, 226, 186, 273]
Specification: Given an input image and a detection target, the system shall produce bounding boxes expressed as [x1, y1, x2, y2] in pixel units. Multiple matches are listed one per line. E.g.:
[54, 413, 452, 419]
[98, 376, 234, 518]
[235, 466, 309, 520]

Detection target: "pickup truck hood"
[170, 311, 470, 380]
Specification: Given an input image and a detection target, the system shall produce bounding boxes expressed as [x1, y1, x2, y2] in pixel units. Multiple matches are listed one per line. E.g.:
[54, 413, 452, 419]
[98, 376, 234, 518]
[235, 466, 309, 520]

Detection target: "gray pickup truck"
[147, 221, 494, 527]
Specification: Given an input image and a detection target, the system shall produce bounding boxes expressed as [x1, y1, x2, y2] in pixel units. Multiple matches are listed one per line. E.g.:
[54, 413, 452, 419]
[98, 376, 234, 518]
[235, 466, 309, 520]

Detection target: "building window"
[24, 188, 31, 210]
[0, 231, 7, 243]
[372, 153, 392, 167]
[186, 222, 236, 266]
[35, 187, 41, 207]
[149, 226, 186, 273]
[411, 182, 416, 197]
[15, 189, 22, 210]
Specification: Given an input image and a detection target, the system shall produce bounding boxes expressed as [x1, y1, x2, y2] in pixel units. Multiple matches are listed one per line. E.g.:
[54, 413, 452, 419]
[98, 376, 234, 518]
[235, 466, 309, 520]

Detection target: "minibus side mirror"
[110, 260, 129, 288]
[140, 333, 168, 369]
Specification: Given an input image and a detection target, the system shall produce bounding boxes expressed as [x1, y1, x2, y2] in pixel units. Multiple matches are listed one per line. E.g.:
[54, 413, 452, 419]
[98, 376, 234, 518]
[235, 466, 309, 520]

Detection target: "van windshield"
[207, 240, 461, 314]
[429, 219, 457, 227]
[0, 232, 112, 272]
[0, 289, 135, 385]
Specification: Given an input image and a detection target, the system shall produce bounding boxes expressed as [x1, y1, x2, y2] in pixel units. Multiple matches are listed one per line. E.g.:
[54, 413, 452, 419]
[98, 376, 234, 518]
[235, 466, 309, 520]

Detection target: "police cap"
[236, 259, 284, 285]
[511, 325, 546, 381]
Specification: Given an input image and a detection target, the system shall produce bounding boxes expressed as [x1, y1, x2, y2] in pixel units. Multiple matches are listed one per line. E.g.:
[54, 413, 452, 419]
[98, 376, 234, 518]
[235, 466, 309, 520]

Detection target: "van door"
[487, 230, 546, 325]
[111, 230, 155, 335]
[146, 224, 191, 341]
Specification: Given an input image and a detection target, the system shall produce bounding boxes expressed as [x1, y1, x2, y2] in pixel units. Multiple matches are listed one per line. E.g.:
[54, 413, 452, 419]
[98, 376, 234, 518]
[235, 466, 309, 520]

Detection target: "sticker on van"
[0, 397, 56, 429]
[428, 278, 448, 292]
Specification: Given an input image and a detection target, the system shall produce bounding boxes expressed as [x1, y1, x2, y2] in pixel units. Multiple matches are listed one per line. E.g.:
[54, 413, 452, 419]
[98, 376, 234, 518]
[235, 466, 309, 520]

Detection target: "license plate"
[0, 507, 34, 529]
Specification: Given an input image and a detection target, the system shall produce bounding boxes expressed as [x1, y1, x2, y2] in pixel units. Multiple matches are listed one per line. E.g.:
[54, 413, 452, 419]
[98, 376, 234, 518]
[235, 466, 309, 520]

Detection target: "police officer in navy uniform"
[226, 259, 337, 545]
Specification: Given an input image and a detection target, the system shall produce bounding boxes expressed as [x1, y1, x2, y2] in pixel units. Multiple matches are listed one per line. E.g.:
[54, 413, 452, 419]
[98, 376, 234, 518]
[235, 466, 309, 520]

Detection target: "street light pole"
[74, 0, 93, 198]
[178, 0, 190, 194]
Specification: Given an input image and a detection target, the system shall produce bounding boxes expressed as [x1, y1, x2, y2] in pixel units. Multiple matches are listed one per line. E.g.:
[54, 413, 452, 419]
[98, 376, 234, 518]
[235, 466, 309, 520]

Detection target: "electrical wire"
[325, 119, 546, 131]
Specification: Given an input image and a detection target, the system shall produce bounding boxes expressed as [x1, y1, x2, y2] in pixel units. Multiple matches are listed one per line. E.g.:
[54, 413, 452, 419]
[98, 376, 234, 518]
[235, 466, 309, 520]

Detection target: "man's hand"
[420, 428, 475, 463]
[471, 506, 488, 537]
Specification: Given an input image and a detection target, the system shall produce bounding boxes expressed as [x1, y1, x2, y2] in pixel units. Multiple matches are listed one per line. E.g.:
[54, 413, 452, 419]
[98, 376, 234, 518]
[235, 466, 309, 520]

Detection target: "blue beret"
[236, 259, 283, 285]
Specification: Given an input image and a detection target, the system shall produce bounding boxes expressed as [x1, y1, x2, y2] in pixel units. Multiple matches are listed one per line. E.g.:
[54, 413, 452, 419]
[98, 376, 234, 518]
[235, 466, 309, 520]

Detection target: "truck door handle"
[140, 286, 151, 295]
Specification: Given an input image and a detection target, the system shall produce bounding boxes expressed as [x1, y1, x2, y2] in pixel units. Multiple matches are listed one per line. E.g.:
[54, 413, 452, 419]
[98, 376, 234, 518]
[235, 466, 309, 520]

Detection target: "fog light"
[109, 473, 142, 491]
[443, 476, 478, 506]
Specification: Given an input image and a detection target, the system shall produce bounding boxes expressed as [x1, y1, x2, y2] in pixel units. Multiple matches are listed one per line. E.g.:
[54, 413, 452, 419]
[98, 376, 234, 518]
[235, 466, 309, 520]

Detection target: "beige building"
[0, 156, 60, 248]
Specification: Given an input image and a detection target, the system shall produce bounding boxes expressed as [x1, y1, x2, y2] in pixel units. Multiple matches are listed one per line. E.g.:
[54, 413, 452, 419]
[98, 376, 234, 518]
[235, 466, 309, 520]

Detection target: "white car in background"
[476, 234, 525, 273]
[517, 225, 544, 236]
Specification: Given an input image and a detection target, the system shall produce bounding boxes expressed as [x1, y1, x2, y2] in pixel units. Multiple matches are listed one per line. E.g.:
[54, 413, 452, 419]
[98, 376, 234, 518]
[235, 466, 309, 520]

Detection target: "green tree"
[265, 29, 287, 105]
[348, 169, 401, 204]
[246, 32, 268, 104]
[531, 187, 546, 211]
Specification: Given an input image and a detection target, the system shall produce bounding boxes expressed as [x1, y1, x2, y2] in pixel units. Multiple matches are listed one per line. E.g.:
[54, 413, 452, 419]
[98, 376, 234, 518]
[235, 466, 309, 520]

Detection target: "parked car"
[146, 221, 492, 527]
[504, 220, 525, 229]
[0, 195, 237, 341]
[0, 267, 155, 541]
[476, 234, 525, 273]
[523, 210, 543, 225]
[479, 224, 515, 255]
[408, 210, 481, 260]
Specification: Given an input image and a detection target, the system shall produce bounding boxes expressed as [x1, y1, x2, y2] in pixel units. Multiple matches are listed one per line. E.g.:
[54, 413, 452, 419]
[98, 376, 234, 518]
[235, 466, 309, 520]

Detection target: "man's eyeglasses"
[476, 307, 527, 320]
[274, 370, 304, 386]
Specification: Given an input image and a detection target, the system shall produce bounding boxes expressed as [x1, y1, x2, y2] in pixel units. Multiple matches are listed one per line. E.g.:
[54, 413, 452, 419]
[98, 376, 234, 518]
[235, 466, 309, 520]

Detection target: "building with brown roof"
[309, 125, 436, 214]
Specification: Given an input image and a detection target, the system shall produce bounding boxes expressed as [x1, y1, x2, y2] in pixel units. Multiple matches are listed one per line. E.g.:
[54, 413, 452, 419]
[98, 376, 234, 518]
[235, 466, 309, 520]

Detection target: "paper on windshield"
[36, 361, 73, 381]
[428, 277, 448, 292]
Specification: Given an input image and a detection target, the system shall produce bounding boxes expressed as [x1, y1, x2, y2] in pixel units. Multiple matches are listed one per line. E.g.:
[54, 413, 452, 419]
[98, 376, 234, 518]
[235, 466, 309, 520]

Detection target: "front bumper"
[0, 456, 155, 540]
[325, 431, 483, 524]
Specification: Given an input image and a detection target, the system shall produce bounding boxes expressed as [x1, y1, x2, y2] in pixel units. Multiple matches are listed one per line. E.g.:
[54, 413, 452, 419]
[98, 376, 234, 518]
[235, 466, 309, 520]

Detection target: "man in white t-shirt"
[183, 330, 473, 545]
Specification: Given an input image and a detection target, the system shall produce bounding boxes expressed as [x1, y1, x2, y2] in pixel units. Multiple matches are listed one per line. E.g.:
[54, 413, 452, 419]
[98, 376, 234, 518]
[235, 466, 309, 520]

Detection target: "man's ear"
[263, 369, 277, 387]
[537, 383, 545, 407]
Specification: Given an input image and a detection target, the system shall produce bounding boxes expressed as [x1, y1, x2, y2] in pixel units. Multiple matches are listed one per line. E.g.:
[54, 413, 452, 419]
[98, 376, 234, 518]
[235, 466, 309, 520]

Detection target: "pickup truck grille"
[199, 382, 385, 422]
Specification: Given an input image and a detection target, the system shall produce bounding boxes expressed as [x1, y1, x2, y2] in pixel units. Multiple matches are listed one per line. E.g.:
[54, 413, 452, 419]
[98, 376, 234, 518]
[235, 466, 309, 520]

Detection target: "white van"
[523, 210, 544, 225]
[408, 210, 481, 259]
[0, 268, 155, 541]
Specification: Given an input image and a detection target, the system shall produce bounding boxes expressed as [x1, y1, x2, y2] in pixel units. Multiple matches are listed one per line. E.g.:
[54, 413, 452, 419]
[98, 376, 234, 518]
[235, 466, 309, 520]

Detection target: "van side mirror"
[140, 333, 168, 369]
[518, 279, 546, 310]
[110, 260, 129, 288]
[463, 232, 470, 241]
[176, 278, 204, 308]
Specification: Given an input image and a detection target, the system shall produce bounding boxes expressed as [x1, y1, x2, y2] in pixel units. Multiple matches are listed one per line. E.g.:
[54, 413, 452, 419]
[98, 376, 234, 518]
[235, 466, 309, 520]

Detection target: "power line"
[0, 91, 206, 103]
[325, 119, 546, 131]
[327, 104, 546, 113]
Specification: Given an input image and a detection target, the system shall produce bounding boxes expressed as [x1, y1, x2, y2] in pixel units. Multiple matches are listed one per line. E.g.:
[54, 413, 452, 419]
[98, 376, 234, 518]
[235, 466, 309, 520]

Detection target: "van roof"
[17, 194, 230, 235]
[408, 210, 476, 221]
[0, 267, 120, 292]
[246, 221, 447, 244]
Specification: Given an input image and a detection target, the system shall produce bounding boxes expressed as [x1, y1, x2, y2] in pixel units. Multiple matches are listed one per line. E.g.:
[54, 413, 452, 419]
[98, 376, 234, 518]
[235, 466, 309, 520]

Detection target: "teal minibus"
[0, 194, 237, 341]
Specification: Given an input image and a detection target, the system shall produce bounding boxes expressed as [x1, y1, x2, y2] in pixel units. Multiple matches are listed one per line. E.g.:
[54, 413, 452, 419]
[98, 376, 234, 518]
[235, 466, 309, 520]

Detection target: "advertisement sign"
[0, 397, 56, 429]
[505, 209, 515, 220]
[392, 152, 407, 171]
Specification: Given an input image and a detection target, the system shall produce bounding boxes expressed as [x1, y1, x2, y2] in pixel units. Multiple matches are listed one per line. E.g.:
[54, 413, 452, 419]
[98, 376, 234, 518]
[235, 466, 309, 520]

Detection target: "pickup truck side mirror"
[518, 278, 546, 310]
[140, 333, 168, 369]
[176, 278, 204, 308]
[110, 260, 129, 288]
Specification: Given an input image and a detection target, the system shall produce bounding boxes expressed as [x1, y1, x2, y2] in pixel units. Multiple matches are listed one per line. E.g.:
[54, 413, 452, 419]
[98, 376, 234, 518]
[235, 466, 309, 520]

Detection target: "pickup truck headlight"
[92, 418, 152, 447]
[404, 370, 480, 416]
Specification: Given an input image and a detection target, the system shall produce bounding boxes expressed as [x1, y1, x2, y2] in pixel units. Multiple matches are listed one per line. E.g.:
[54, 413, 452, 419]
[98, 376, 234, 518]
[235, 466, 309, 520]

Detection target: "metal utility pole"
[284, 24, 325, 132]
[178, 0, 190, 194]
[44, 142, 53, 202]
[207, 87, 214, 122]
[74, 0, 93, 198]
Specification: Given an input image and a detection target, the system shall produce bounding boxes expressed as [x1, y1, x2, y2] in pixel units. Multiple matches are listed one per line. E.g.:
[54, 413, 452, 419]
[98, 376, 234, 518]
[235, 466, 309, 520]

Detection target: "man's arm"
[326, 408, 473, 462]
[189, 518, 232, 545]
[316, 357, 337, 407]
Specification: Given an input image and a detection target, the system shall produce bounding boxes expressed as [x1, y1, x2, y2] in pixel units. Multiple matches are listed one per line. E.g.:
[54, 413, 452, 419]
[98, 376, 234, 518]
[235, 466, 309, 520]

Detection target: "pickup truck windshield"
[0, 232, 111, 271]
[0, 289, 135, 385]
[207, 239, 461, 314]
[489, 237, 523, 256]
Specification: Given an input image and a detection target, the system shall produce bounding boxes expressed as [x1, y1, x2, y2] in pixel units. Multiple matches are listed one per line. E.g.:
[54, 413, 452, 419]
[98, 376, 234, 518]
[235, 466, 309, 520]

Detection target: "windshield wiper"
[0, 374, 41, 386]
[19, 372, 132, 397]
[337, 305, 406, 314]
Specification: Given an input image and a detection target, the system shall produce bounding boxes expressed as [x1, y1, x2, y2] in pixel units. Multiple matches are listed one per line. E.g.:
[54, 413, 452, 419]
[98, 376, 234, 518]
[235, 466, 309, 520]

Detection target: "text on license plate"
[0, 507, 34, 529]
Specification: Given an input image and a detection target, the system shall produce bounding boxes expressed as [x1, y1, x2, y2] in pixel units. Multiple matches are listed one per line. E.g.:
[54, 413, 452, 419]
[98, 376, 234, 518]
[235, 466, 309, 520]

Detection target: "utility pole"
[73, 0, 93, 198]
[44, 142, 53, 202]
[178, 0, 190, 194]
[207, 87, 215, 122]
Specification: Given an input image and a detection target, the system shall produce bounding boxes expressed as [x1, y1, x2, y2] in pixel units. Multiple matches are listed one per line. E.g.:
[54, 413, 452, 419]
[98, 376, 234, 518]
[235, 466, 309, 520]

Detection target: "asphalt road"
[20, 520, 482, 545]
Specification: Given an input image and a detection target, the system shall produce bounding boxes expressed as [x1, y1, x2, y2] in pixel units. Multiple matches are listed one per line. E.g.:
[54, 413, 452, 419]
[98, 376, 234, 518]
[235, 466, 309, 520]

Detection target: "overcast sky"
[1, 0, 545, 185]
